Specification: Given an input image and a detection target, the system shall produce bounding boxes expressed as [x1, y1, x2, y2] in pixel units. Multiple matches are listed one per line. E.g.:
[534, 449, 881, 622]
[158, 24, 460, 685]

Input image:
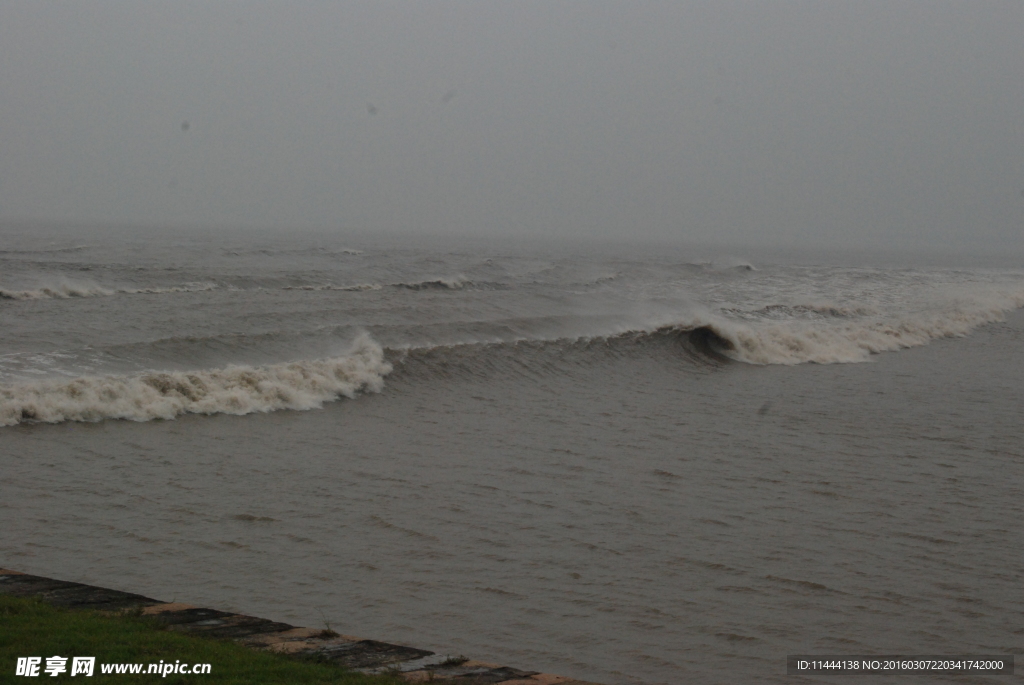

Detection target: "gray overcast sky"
[1, 1, 1022, 252]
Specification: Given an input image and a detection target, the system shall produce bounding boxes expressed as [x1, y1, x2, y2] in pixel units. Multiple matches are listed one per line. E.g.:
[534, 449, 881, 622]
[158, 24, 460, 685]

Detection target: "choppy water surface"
[2, 226, 1022, 684]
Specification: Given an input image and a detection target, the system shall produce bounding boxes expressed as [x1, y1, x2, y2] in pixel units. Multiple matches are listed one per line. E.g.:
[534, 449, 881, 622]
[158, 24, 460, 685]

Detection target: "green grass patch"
[0, 595, 406, 684]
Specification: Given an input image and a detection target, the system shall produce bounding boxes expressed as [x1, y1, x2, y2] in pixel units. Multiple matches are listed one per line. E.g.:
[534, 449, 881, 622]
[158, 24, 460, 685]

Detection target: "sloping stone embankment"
[0, 569, 603, 685]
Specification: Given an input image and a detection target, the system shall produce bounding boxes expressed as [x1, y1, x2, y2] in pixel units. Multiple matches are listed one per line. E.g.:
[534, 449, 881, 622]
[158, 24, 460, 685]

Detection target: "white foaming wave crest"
[393, 276, 471, 290]
[282, 278, 477, 292]
[709, 290, 1024, 365]
[121, 282, 219, 295]
[0, 334, 390, 427]
[283, 283, 382, 292]
[375, 287, 1024, 367]
[1, 283, 115, 300]
[1, 282, 219, 300]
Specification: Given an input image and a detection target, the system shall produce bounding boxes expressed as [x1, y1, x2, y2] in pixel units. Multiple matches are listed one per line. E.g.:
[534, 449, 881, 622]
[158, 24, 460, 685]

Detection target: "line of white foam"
[0, 334, 390, 426]
[710, 291, 1024, 365]
[1, 282, 219, 300]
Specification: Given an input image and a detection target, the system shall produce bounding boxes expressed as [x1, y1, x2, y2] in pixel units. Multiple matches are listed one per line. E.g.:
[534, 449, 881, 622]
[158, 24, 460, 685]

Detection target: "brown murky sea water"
[2, 227, 1023, 683]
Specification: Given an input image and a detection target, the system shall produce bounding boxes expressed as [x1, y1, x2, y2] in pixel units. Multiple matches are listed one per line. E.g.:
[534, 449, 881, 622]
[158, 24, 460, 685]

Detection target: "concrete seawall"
[1, 569, 604, 684]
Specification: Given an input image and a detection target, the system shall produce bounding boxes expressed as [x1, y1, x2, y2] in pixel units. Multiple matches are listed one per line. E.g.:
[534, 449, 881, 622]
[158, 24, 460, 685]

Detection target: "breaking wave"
[723, 303, 879, 320]
[386, 290, 1024, 367]
[285, 277, 507, 292]
[706, 292, 1024, 364]
[393, 277, 469, 290]
[2, 276, 513, 300]
[121, 283, 219, 295]
[0, 334, 389, 427]
[1, 283, 115, 300]
[2, 290, 1021, 427]
[391, 276, 508, 291]
[1, 282, 218, 300]
[283, 283, 382, 292]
